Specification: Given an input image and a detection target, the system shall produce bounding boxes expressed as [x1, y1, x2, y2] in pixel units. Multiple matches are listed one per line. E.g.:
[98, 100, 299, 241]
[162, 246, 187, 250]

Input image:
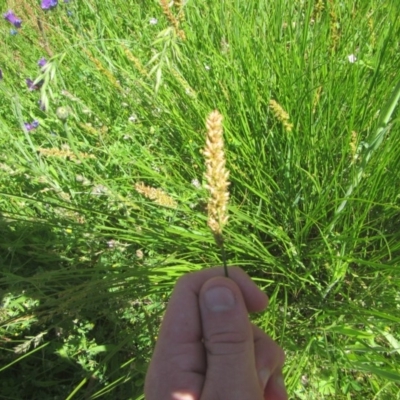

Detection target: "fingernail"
[259, 368, 270, 389]
[204, 286, 235, 311]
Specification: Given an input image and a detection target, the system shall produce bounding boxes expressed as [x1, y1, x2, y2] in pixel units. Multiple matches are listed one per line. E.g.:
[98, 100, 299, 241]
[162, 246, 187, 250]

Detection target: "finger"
[155, 266, 268, 351]
[145, 267, 268, 400]
[199, 276, 264, 400]
[177, 266, 269, 312]
[264, 370, 288, 400]
[251, 325, 285, 391]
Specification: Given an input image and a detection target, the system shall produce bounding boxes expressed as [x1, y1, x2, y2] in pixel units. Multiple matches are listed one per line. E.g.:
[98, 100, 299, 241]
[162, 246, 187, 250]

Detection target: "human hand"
[144, 267, 287, 400]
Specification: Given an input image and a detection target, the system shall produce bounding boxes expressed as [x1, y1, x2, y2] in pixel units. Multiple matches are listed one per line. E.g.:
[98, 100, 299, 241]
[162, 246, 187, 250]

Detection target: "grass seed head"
[37, 146, 95, 162]
[313, 0, 325, 20]
[350, 130, 359, 163]
[204, 110, 230, 246]
[269, 99, 293, 132]
[160, 0, 186, 39]
[328, 0, 340, 51]
[135, 182, 177, 209]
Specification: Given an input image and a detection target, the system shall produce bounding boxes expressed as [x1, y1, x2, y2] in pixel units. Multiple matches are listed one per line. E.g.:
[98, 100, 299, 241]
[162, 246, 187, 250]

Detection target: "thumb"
[199, 276, 264, 400]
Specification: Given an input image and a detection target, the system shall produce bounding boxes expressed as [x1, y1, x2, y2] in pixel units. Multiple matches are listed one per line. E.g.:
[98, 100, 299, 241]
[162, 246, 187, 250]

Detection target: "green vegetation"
[1, 0, 400, 398]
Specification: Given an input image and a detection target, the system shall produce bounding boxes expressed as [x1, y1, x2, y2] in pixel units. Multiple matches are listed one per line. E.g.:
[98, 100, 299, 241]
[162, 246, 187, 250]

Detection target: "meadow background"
[1, 0, 400, 399]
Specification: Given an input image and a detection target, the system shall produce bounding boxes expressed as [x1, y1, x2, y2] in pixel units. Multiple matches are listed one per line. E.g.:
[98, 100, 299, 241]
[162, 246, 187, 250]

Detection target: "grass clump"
[0, 0, 400, 399]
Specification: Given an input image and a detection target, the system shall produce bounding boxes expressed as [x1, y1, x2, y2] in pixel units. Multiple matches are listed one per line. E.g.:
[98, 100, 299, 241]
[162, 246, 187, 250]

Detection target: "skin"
[145, 267, 288, 400]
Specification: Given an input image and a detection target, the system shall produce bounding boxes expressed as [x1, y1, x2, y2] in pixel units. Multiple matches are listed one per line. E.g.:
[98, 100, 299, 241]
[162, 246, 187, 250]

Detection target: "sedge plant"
[0, 1, 399, 399]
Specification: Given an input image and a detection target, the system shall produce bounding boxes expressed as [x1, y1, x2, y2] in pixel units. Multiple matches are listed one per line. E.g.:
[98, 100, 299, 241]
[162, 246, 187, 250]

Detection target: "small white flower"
[136, 249, 144, 259]
[75, 174, 91, 186]
[129, 114, 137, 122]
[149, 18, 158, 25]
[91, 184, 108, 195]
[107, 240, 116, 248]
[204, 64, 211, 71]
[191, 178, 201, 189]
[56, 106, 70, 120]
[347, 54, 357, 63]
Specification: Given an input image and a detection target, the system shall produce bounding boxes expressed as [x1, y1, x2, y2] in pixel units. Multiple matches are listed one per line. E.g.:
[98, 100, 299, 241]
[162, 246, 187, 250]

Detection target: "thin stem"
[221, 243, 229, 277]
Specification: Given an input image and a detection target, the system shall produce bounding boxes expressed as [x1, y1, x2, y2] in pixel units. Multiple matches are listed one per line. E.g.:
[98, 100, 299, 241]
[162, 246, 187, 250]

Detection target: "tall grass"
[1, 0, 400, 398]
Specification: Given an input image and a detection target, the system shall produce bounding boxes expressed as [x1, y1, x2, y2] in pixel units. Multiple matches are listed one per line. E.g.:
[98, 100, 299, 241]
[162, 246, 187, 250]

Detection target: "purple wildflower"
[41, 0, 58, 10]
[38, 58, 47, 68]
[3, 10, 22, 28]
[26, 78, 44, 91]
[24, 120, 39, 132]
[26, 78, 34, 90]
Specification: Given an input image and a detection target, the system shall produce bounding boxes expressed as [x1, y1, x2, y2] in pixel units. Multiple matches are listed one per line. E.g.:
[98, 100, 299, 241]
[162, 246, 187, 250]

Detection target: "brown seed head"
[160, 0, 185, 40]
[204, 110, 230, 245]
[135, 182, 177, 209]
